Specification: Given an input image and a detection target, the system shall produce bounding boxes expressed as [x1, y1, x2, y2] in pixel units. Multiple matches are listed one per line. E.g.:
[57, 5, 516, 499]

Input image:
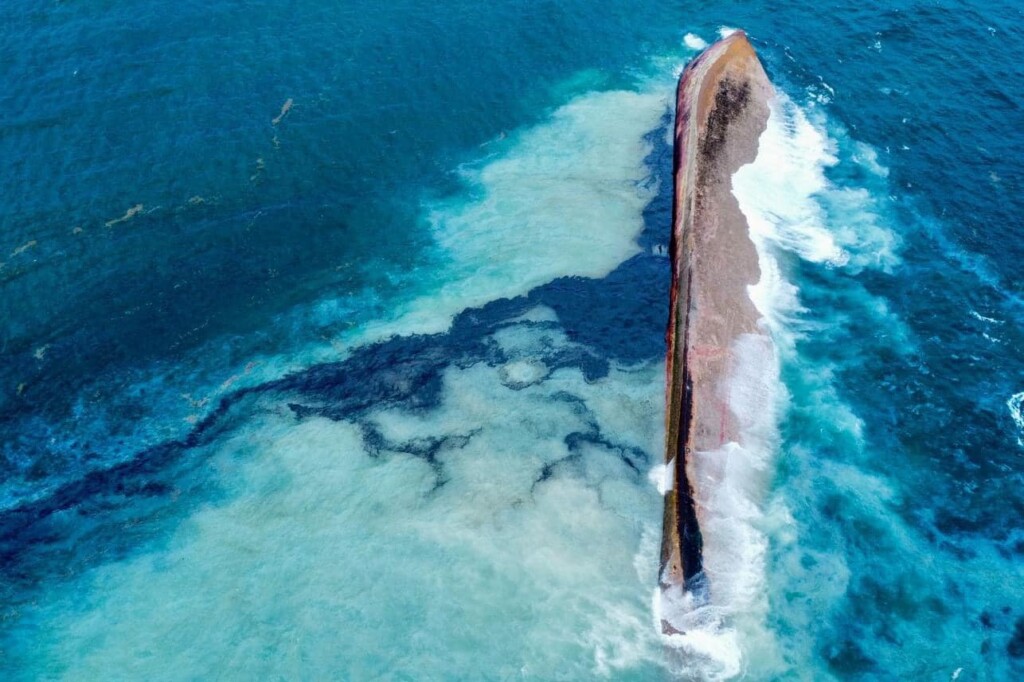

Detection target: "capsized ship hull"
[660, 31, 774, 634]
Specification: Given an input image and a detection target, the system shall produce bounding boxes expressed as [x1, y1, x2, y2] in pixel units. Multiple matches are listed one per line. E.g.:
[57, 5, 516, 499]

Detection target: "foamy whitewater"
[651, 87, 906, 679]
[1009, 392, 1024, 446]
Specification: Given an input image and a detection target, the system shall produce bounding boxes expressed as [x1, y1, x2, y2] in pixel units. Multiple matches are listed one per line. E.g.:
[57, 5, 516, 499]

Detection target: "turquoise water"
[2, 1, 1023, 679]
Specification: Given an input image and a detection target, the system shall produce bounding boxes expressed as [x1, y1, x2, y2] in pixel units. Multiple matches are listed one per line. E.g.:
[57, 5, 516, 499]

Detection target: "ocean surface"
[2, 0, 1023, 679]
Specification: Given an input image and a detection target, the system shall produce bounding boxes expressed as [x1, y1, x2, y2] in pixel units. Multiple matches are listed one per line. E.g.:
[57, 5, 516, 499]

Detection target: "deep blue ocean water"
[2, 1, 1023, 679]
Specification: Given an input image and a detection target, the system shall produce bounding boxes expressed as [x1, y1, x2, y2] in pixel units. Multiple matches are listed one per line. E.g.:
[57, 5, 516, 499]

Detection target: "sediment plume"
[659, 31, 773, 633]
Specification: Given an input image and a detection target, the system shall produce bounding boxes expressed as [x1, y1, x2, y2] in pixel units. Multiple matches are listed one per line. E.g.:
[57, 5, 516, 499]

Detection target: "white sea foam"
[648, 457, 675, 495]
[1009, 391, 1024, 446]
[718, 26, 739, 39]
[498, 358, 550, 389]
[722, 104, 851, 650]
[969, 309, 1003, 325]
[734, 96, 903, 276]
[505, 304, 561, 325]
[684, 33, 709, 51]
[852, 140, 889, 177]
[733, 98, 847, 267]
[655, 89, 904, 677]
